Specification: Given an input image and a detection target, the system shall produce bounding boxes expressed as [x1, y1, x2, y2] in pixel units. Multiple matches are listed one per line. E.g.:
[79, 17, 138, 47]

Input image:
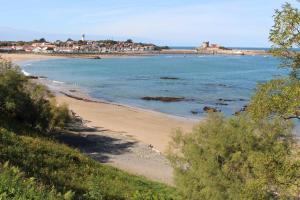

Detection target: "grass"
[0, 128, 178, 199]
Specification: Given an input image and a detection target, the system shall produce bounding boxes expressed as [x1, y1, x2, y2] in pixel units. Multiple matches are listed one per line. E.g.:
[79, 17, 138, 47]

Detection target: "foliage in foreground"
[248, 78, 300, 120]
[168, 114, 300, 200]
[0, 59, 70, 133]
[0, 128, 178, 200]
[0, 162, 73, 200]
[270, 2, 300, 73]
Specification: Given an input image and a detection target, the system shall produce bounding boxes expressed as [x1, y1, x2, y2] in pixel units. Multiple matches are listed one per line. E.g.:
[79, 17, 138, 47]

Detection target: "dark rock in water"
[26, 75, 48, 79]
[218, 98, 235, 102]
[234, 105, 248, 116]
[191, 110, 198, 115]
[203, 106, 220, 113]
[142, 96, 185, 102]
[160, 77, 180, 80]
[27, 75, 39, 79]
[69, 89, 77, 93]
[191, 109, 203, 115]
[94, 56, 101, 59]
[216, 102, 229, 106]
[218, 98, 247, 102]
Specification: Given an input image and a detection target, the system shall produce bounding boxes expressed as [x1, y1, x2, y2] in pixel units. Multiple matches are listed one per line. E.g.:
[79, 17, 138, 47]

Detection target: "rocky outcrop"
[218, 98, 246, 102]
[26, 75, 47, 79]
[160, 77, 180, 80]
[203, 106, 220, 113]
[141, 96, 185, 102]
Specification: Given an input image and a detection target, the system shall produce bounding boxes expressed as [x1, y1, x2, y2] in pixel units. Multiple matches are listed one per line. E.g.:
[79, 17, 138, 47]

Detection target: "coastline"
[1, 54, 196, 152]
[2, 53, 198, 184]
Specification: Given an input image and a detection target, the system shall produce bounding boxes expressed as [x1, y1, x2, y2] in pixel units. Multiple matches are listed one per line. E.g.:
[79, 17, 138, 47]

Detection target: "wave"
[52, 80, 65, 84]
[21, 69, 30, 76]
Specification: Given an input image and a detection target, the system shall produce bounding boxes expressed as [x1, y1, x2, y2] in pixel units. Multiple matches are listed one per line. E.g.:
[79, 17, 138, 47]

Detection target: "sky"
[0, 0, 299, 47]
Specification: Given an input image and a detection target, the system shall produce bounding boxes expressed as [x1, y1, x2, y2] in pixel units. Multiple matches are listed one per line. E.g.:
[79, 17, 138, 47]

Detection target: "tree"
[270, 3, 300, 74]
[126, 39, 133, 43]
[248, 2, 300, 120]
[38, 38, 47, 43]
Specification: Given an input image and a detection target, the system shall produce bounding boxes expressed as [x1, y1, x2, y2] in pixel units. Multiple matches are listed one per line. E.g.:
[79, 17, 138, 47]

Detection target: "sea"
[21, 54, 289, 119]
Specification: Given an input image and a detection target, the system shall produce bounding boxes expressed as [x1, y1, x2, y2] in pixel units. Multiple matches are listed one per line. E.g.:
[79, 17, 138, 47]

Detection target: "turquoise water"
[22, 55, 288, 118]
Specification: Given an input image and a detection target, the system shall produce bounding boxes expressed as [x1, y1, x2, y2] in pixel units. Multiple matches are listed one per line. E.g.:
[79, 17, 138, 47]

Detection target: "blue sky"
[0, 0, 298, 47]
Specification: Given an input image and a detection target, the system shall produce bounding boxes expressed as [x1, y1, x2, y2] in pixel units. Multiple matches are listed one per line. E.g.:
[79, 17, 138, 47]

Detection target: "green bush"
[0, 162, 73, 200]
[167, 114, 300, 200]
[248, 78, 300, 120]
[0, 59, 70, 133]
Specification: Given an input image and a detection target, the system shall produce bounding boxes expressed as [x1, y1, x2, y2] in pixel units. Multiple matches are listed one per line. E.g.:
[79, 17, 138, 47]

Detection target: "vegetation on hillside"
[0, 59, 70, 133]
[0, 162, 71, 200]
[0, 128, 177, 199]
[167, 2, 300, 199]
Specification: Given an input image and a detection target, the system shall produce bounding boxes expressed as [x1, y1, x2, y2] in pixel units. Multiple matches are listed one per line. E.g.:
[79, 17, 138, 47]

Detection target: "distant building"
[81, 34, 85, 41]
[210, 44, 220, 48]
[199, 41, 221, 50]
[201, 41, 209, 49]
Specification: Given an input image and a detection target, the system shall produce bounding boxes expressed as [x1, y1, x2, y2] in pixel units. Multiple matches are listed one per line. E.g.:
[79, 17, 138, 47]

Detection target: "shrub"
[0, 162, 73, 199]
[0, 59, 70, 133]
[167, 114, 300, 200]
[248, 78, 300, 120]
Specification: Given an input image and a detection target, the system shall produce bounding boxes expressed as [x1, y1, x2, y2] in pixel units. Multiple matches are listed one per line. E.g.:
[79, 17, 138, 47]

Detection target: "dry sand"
[56, 95, 196, 152]
[4, 53, 199, 184]
[0, 53, 64, 63]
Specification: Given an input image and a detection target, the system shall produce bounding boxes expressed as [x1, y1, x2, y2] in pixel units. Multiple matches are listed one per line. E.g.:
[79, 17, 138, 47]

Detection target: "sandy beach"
[56, 95, 196, 152]
[0, 53, 65, 63]
[2, 53, 198, 184]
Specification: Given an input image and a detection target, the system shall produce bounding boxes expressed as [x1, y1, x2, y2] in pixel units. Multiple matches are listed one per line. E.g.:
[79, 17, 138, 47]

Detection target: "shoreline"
[1, 53, 197, 152]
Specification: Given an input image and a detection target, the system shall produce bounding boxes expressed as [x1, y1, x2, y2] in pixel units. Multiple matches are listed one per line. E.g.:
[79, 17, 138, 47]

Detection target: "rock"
[234, 105, 248, 116]
[94, 56, 101, 59]
[160, 77, 180, 80]
[27, 75, 39, 79]
[203, 106, 220, 113]
[69, 89, 77, 93]
[216, 102, 229, 106]
[191, 110, 201, 115]
[141, 96, 185, 102]
[218, 98, 235, 102]
[218, 98, 247, 102]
